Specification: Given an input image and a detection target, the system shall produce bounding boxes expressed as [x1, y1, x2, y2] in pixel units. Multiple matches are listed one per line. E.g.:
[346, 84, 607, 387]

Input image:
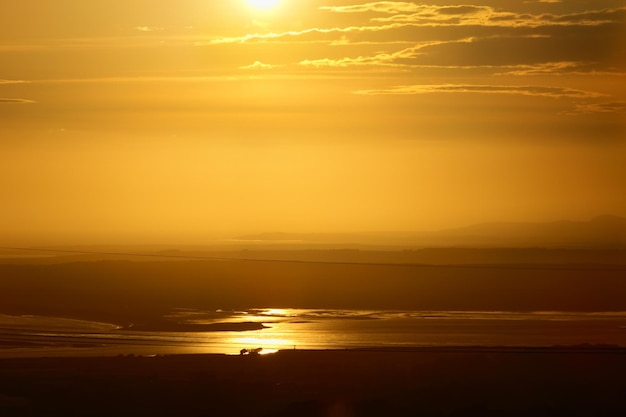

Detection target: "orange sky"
[1, 0, 625, 244]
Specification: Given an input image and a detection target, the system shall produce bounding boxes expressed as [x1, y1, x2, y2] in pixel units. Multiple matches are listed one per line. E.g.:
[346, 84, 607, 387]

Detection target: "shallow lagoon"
[2, 309, 626, 357]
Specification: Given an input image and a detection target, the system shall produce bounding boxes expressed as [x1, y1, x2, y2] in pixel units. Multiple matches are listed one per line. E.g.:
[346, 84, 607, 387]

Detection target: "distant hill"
[235, 215, 626, 249]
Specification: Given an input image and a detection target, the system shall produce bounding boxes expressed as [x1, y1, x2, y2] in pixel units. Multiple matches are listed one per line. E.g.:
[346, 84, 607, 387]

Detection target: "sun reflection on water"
[259, 308, 290, 317]
[234, 336, 294, 350]
[3, 308, 626, 358]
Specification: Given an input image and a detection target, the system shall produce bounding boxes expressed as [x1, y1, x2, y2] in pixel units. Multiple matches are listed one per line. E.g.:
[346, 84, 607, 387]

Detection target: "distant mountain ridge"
[236, 216, 626, 249]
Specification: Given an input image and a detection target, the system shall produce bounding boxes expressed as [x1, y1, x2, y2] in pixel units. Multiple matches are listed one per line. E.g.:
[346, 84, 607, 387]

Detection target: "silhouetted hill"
[236, 216, 626, 249]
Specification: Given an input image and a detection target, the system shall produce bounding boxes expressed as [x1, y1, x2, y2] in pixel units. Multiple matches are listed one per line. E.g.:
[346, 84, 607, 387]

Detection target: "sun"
[247, 0, 280, 9]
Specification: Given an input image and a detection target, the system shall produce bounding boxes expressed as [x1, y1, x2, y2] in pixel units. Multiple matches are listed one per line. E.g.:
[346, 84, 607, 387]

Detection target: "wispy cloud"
[204, 3, 625, 80]
[299, 38, 474, 68]
[0, 80, 33, 104]
[321, 3, 626, 29]
[240, 61, 279, 70]
[0, 98, 35, 103]
[135, 26, 164, 32]
[319, 2, 424, 14]
[570, 101, 626, 114]
[496, 62, 626, 76]
[354, 84, 604, 99]
[495, 62, 583, 76]
[206, 23, 404, 45]
[207, 5, 623, 45]
[0, 79, 29, 85]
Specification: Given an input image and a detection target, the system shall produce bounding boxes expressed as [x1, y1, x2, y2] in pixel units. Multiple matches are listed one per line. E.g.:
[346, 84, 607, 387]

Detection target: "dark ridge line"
[0, 246, 624, 272]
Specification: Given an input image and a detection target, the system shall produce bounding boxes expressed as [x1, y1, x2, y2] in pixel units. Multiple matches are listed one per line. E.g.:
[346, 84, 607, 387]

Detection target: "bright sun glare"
[247, 0, 280, 9]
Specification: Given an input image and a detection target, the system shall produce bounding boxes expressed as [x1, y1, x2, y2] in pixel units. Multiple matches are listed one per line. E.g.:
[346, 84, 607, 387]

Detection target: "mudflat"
[1, 347, 625, 417]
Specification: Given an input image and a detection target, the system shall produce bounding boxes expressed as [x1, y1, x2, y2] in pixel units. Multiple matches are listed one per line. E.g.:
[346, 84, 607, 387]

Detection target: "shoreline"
[2, 343, 626, 360]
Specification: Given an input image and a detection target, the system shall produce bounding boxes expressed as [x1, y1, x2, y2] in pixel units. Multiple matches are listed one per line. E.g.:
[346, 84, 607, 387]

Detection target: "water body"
[1, 309, 626, 358]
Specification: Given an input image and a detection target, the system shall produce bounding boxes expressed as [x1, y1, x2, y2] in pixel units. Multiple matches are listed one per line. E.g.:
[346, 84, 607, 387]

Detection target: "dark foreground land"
[1, 347, 625, 417]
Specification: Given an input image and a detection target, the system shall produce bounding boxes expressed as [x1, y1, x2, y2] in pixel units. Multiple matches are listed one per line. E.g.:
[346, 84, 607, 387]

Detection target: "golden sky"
[1, 0, 625, 244]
